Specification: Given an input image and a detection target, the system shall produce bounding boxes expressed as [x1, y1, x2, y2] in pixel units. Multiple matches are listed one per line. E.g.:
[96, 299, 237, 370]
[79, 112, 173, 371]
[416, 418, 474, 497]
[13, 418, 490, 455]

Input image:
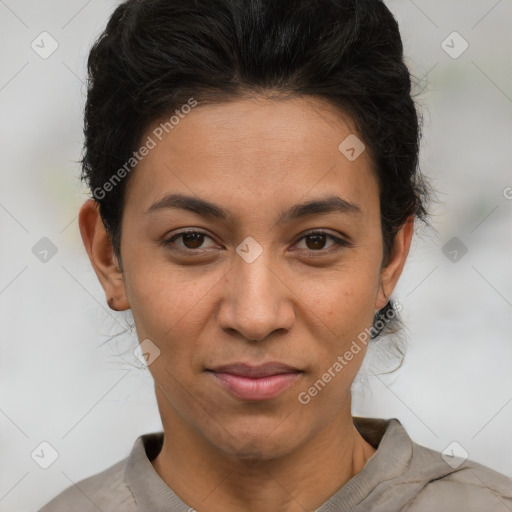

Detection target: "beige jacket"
[39, 417, 512, 511]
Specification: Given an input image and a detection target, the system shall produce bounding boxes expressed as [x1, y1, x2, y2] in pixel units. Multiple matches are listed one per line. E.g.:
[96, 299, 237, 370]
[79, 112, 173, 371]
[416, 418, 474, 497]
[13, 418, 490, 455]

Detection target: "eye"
[294, 230, 350, 253]
[162, 229, 351, 255]
[162, 230, 218, 252]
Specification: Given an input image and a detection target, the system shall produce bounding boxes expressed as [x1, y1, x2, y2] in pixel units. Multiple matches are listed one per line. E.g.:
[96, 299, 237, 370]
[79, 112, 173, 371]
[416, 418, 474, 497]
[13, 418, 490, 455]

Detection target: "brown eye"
[163, 230, 217, 252]
[181, 232, 205, 249]
[305, 233, 328, 250]
[294, 230, 350, 253]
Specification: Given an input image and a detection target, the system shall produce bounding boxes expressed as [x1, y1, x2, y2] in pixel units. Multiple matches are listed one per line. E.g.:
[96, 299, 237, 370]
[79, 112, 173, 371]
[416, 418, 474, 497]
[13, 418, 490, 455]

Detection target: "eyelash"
[162, 229, 351, 255]
[293, 230, 352, 254]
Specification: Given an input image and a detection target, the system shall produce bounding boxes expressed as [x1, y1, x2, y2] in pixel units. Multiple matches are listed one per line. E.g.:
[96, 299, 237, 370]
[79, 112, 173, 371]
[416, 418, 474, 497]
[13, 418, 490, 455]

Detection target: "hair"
[81, 0, 431, 344]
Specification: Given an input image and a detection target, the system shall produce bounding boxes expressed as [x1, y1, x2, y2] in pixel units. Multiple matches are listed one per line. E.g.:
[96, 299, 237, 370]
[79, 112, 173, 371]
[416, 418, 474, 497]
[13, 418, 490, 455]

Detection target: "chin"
[207, 422, 301, 462]
[229, 439, 291, 463]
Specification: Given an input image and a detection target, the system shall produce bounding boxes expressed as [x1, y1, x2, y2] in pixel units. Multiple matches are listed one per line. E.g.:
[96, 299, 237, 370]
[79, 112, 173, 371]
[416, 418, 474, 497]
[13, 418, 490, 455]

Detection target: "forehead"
[124, 96, 378, 217]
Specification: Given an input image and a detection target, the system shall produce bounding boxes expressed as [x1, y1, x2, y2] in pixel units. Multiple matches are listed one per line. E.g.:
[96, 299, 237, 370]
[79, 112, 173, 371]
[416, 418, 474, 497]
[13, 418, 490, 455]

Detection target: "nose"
[215, 251, 296, 342]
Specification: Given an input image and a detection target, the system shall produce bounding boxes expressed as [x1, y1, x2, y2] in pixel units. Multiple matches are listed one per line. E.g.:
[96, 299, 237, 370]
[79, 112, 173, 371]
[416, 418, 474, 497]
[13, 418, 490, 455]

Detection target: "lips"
[207, 362, 302, 378]
[206, 362, 303, 401]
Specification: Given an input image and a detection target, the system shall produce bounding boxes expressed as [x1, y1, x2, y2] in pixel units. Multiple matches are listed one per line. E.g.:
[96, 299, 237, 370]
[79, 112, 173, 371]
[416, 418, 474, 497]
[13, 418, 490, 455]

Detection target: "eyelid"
[292, 229, 352, 251]
[167, 228, 210, 238]
[162, 228, 352, 253]
[162, 229, 218, 251]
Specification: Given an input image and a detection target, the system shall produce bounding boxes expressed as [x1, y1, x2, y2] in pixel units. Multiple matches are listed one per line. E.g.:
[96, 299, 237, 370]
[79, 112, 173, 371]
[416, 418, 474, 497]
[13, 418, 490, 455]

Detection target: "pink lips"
[207, 362, 302, 401]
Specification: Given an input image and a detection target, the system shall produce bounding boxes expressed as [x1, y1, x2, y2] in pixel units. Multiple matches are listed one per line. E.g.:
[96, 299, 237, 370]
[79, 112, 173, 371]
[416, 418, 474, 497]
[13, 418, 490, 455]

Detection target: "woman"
[39, 0, 512, 510]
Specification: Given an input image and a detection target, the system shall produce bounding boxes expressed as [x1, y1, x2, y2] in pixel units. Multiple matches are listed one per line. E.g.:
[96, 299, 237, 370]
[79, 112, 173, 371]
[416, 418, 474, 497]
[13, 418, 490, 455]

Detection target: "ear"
[375, 216, 414, 310]
[78, 199, 130, 311]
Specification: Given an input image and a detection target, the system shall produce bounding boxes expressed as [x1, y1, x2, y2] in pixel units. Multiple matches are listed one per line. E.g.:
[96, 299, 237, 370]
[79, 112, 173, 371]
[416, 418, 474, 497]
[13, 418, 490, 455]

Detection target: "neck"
[151, 391, 376, 512]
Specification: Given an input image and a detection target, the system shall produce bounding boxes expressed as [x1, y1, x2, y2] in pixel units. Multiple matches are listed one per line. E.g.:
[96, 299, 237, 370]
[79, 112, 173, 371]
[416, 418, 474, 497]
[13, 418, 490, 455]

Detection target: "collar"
[124, 417, 412, 511]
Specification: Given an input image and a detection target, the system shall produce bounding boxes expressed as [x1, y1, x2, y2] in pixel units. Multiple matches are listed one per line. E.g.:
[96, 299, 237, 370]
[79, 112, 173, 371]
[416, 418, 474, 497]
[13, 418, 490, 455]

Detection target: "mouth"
[206, 362, 303, 401]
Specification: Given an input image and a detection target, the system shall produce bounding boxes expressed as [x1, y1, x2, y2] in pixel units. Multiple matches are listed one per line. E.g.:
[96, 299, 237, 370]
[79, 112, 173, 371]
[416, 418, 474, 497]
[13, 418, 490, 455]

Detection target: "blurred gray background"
[1, 1, 511, 511]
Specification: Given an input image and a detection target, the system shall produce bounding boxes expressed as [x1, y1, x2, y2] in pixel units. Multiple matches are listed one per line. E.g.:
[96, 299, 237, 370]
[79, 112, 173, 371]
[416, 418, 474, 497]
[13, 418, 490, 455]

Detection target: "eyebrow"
[145, 193, 362, 223]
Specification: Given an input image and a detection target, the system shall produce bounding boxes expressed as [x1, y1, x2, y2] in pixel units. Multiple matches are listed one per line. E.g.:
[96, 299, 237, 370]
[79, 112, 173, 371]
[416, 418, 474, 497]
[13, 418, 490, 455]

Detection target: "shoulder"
[38, 457, 136, 512]
[352, 417, 512, 512]
[403, 442, 512, 511]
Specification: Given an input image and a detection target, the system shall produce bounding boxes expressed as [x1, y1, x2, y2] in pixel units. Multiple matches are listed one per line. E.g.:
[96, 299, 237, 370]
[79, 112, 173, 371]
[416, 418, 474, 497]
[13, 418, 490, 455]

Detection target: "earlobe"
[375, 216, 415, 310]
[78, 199, 130, 311]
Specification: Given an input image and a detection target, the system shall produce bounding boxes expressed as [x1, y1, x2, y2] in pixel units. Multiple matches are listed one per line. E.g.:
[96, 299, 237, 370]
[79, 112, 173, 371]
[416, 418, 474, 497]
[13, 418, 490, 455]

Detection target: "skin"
[79, 95, 414, 512]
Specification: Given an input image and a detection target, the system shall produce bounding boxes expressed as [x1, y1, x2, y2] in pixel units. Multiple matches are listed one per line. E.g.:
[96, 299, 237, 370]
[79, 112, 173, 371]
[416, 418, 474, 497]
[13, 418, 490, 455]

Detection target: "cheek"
[124, 262, 220, 348]
[299, 256, 381, 339]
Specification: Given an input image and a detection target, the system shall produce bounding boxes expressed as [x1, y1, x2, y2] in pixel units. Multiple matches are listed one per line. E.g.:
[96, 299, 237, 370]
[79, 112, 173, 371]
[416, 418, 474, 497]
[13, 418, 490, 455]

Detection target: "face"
[81, 96, 412, 460]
